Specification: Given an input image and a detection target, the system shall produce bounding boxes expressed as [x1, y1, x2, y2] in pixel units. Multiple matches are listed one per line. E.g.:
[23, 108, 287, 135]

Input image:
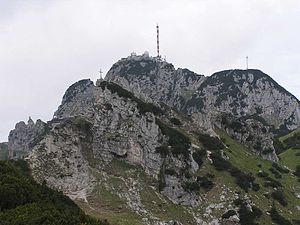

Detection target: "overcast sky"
[0, 0, 300, 141]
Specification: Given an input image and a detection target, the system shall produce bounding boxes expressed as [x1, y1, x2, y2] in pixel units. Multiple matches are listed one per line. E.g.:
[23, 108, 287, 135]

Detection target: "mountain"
[6, 54, 300, 225]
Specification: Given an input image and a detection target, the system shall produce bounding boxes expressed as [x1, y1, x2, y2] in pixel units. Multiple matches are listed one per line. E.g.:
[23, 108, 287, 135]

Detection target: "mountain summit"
[106, 55, 300, 133]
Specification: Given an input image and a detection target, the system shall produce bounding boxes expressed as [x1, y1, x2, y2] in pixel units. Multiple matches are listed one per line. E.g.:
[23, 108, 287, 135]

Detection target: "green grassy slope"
[217, 130, 300, 225]
[280, 148, 300, 170]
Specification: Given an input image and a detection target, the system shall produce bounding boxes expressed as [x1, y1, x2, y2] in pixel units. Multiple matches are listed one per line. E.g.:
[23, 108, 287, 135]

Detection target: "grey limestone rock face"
[54, 79, 95, 119]
[8, 117, 49, 159]
[28, 119, 95, 200]
[91, 84, 163, 176]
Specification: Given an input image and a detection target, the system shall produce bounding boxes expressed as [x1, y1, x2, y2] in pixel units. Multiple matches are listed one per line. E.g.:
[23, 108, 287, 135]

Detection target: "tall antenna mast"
[246, 56, 249, 70]
[156, 24, 160, 58]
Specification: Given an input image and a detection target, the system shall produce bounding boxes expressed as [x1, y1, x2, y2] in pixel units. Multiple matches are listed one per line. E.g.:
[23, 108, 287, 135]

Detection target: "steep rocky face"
[15, 79, 202, 206]
[29, 118, 96, 199]
[105, 56, 300, 134]
[54, 79, 95, 119]
[8, 117, 49, 159]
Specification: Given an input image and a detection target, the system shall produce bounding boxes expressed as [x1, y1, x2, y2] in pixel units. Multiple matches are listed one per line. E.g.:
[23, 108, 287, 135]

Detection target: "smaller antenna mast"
[99, 69, 103, 79]
[246, 56, 249, 70]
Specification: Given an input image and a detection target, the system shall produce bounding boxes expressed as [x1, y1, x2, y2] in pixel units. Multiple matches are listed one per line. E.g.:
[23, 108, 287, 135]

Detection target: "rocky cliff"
[8, 117, 49, 159]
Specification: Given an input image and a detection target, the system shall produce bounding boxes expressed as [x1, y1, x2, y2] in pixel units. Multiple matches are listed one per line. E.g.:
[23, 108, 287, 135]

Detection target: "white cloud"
[0, 0, 300, 141]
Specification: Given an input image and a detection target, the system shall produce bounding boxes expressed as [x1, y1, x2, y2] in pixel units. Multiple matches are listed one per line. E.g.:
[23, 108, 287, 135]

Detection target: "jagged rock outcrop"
[29, 118, 96, 199]
[8, 117, 49, 159]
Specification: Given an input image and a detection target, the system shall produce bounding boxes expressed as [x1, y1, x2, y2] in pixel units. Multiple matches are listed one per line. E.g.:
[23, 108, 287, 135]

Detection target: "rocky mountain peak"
[106, 55, 300, 135]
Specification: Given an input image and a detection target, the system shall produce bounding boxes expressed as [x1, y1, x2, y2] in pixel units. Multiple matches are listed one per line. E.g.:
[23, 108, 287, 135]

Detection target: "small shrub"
[197, 176, 214, 190]
[257, 171, 269, 178]
[234, 199, 262, 225]
[262, 148, 274, 154]
[272, 163, 289, 174]
[283, 132, 300, 150]
[263, 176, 282, 188]
[273, 137, 286, 154]
[165, 168, 177, 176]
[170, 117, 182, 126]
[222, 209, 237, 219]
[155, 145, 169, 157]
[183, 181, 200, 193]
[192, 149, 206, 167]
[156, 119, 191, 158]
[269, 206, 292, 225]
[269, 167, 282, 179]
[294, 165, 300, 178]
[196, 133, 225, 150]
[74, 117, 92, 134]
[210, 153, 231, 171]
[271, 189, 288, 206]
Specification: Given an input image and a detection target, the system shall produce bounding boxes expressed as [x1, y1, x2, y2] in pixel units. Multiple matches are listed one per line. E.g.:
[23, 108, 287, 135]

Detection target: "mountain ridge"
[5, 54, 300, 225]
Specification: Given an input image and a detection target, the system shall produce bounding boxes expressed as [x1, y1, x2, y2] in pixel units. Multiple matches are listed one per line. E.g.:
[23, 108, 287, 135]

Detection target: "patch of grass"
[192, 149, 206, 167]
[140, 186, 195, 224]
[279, 148, 300, 170]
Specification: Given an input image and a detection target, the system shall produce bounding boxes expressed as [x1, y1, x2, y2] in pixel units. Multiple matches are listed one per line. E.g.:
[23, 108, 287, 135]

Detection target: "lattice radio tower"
[156, 24, 160, 58]
[246, 56, 249, 70]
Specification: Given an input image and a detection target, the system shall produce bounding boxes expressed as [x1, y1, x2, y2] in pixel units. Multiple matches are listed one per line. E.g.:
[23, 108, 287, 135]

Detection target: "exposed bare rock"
[8, 117, 49, 159]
